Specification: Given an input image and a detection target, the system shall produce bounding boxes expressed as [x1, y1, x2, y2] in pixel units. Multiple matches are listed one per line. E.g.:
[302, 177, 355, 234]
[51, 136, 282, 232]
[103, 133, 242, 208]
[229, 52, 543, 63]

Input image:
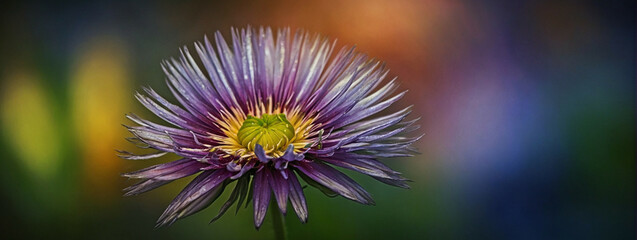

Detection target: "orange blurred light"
[70, 35, 132, 203]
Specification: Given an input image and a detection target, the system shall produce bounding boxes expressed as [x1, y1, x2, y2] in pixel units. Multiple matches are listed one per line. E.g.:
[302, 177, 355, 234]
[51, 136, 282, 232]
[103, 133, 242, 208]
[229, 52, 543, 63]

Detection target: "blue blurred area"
[0, 0, 634, 239]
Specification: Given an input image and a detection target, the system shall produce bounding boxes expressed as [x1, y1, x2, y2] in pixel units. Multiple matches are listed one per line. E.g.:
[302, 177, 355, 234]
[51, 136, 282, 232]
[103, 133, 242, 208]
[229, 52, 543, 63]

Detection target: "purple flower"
[120, 26, 421, 228]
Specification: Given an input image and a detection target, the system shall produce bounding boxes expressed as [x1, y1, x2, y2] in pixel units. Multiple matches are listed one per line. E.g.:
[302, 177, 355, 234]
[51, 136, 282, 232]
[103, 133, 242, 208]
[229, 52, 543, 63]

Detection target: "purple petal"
[126, 113, 196, 138]
[269, 168, 289, 214]
[295, 161, 374, 205]
[154, 171, 210, 225]
[210, 176, 248, 223]
[123, 178, 171, 196]
[355, 118, 419, 143]
[122, 158, 205, 180]
[142, 86, 213, 131]
[116, 150, 167, 160]
[334, 90, 406, 129]
[280, 144, 304, 162]
[320, 156, 402, 180]
[173, 183, 225, 219]
[126, 127, 175, 151]
[310, 107, 410, 156]
[156, 170, 232, 227]
[162, 59, 221, 120]
[254, 144, 271, 163]
[372, 176, 411, 189]
[195, 37, 237, 110]
[134, 91, 211, 132]
[302, 46, 356, 113]
[287, 170, 308, 222]
[253, 168, 271, 229]
[230, 159, 256, 179]
[213, 31, 244, 107]
[126, 126, 209, 158]
[346, 106, 412, 132]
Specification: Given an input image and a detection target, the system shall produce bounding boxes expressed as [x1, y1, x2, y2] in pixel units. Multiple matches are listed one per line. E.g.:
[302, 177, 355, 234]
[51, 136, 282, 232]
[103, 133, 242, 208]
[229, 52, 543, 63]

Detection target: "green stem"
[270, 200, 287, 240]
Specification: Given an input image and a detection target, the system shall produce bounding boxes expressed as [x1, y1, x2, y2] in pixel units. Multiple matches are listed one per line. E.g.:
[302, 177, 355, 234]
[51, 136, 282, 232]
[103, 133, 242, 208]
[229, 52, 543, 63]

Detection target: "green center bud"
[237, 113, 295, 152]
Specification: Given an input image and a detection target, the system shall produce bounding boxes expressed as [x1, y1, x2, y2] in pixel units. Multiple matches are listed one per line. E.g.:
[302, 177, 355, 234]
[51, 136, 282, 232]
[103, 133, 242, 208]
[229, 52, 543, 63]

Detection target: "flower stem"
[270, 200, 287, 240]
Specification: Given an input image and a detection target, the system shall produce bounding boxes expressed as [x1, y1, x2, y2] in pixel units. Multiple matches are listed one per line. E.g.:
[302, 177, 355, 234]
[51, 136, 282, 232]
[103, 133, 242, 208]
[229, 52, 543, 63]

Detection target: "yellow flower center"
[237, 113, 295, 152]
[211, 104, 315, 158]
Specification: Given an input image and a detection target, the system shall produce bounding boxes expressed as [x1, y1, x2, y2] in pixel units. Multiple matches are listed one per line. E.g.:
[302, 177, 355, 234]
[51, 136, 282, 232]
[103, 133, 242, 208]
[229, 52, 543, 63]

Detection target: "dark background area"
[0, 0, 634, 239]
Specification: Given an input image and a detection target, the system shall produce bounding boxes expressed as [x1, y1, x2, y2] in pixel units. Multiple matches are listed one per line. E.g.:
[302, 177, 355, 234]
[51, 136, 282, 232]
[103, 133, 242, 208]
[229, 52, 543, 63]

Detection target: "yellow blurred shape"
[1, 70, 61, 180]
[70, 36, 131, 201]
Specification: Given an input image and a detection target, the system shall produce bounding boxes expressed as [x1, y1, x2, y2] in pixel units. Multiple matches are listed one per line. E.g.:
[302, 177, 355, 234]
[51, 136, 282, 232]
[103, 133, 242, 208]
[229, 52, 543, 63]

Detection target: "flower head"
[120, 26, 421, 228]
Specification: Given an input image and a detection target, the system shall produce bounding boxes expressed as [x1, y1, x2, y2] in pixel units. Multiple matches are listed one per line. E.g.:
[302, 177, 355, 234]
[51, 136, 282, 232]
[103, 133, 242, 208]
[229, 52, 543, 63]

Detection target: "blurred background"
[0, 0, 634, 239]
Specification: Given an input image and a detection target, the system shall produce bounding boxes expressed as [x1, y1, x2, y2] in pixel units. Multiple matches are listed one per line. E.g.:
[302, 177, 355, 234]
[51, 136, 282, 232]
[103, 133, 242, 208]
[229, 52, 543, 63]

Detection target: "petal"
[235, 174, 252, 214]
[295, 161, 374, 205]
[320, 156, 403, 180]
[116, 150, 167, 160]
[280, 144, 304, 162]
[253, 168, 271, 229]
[269, 168, 289, 214]
[210, 175, 249, 223]
[372, 176, 411, 189]
[254, 144, 272, 163]
[123, 178, 171, 196]
[174, 183, 226, 220]
[288, 170, 308, 223]
[230, 159, 256, 180]
[335, 90, 406, 129]
[156, 170, 232, 227]
[122, 158, 205, 180]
